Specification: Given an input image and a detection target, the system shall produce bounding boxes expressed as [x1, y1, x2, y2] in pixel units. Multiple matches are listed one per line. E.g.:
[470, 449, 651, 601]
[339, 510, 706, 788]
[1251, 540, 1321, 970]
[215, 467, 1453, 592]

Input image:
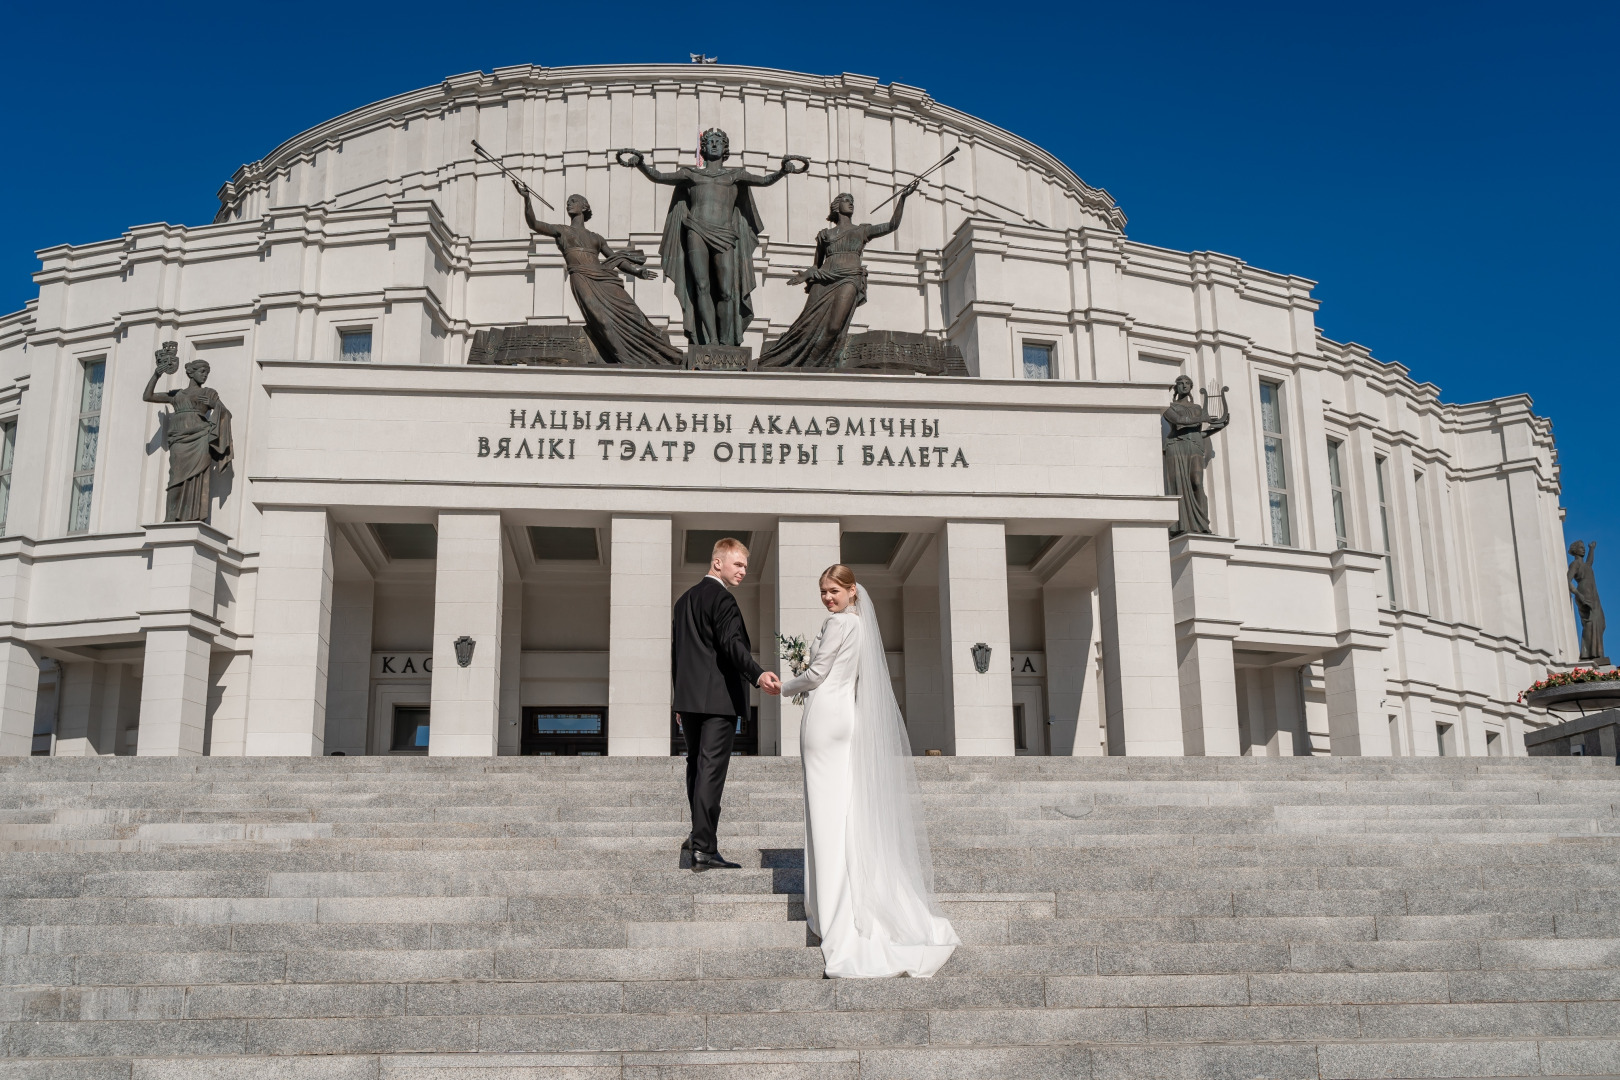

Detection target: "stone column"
[429, 511, 504, 757]
[1324, 548, 1393, 756]
[903, 552, 949, 755]
[756, 566, 780, 755]
[775, 520, 841, 757]
[607, 516, 672, 756]
[1043, 584, 1101, 756]
[1096, 522, 1184, 756]
[53, 662, 102, 756]
[207, 653, 252, 756]
[244, 508, 333, 756]
[937, 521, 1014, 756]
[498, 561, 523, 756]
[0, 536, 37, 755]
[323, 578, 375, 756]
[1169, 534, 1242, 756]
[138, 522, 229, 757]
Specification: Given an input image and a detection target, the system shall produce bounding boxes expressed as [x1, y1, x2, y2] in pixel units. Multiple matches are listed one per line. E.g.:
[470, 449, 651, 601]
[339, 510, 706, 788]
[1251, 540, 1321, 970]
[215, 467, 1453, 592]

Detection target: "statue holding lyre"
[143, 342, 233, 523]
[1163, 375, 1230, 536]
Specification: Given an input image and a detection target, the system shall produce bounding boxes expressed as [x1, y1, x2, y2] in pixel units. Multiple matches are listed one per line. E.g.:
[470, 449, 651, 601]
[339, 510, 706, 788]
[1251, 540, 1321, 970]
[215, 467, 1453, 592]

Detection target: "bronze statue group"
[507, 127, 921, 370]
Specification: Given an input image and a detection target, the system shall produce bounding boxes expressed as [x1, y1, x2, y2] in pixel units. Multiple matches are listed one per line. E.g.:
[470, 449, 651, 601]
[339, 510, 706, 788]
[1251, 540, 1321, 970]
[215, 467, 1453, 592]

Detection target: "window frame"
[1375, 454, 1398, 609]
[337, 325, 375, 364]
[0, 417, 16, 535]
[1017, 337, 1057, 381]
[67, 357, 106, 535]
[1326, 437, 1350, 549]
[1257, 378, 1292, 547]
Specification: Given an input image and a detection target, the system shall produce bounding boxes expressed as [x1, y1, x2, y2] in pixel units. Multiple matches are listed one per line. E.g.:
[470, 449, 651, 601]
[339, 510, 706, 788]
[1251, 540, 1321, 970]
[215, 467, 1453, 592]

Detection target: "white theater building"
[0, 64, 1576, 761]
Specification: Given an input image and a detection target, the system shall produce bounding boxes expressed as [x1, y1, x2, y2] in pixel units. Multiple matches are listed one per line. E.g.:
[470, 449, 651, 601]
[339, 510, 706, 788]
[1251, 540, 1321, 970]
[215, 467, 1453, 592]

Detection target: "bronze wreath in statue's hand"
[780, 154, 810, 175]
[613, 149, 645, 168]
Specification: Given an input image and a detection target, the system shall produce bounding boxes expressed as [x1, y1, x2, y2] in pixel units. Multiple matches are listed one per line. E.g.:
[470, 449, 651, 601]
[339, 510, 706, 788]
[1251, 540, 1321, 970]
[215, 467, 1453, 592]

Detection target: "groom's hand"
[757, 672, 782, 696]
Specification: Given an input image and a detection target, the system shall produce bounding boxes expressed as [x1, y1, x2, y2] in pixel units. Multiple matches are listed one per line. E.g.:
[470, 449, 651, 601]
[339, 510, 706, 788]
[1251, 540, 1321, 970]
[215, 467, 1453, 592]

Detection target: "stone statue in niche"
[143, 342, 233, 523]
[512, 181, 683, 367]
[1568, 540, 1607, 661]
[614, 130, 808, 346]
[1163, 375, 1230, 536]
[758, 184, 919, 369]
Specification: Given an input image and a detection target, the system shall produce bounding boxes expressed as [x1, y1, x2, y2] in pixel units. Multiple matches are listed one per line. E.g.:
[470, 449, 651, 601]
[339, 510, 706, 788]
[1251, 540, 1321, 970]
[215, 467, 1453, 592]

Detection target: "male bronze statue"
[143, 342, 233, 523]
[759, 183, 919, 369]
[1163, 375, 1230, 536]
[1569, 540, 1606, 661]
[615, 130, 807, 347]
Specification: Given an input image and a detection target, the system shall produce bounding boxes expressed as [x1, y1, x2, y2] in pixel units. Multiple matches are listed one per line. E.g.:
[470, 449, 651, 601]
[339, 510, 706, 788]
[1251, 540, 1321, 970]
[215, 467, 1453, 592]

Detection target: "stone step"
[6, 1010, 1620, 1067]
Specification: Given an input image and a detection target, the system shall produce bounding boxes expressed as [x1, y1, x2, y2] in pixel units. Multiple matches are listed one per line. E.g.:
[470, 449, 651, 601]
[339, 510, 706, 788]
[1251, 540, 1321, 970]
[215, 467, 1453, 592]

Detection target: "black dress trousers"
[683, 712, 738, 854]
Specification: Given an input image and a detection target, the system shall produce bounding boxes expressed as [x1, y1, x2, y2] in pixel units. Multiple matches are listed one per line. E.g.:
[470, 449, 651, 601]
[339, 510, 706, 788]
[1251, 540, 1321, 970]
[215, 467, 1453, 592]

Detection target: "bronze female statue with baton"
[475, 142, 683, 367]
[759, 148, 955, 369]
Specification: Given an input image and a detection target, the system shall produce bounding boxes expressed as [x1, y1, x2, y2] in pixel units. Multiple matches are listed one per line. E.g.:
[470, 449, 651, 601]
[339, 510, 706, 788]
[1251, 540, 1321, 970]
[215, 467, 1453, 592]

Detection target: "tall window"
[339, 328, 373, 363]
[0, 419, 15, 534]
[1326, 438, 1349, 549]
[1259, 380, 1291, 546]
[1375, 454, 1397, 608]
[68, 359, 104, 534]
[1021, 342, 1053, 380]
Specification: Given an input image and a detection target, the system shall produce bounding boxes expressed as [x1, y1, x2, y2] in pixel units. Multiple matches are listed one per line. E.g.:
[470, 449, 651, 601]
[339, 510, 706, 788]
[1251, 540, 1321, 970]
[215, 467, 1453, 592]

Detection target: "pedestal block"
[1169, 534, 1242, 757]
[137, 522, 230, 757]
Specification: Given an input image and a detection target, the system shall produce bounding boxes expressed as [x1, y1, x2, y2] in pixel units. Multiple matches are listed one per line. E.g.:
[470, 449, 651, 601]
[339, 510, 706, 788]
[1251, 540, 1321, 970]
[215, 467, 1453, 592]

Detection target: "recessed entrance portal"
[522, 707, 608, 755]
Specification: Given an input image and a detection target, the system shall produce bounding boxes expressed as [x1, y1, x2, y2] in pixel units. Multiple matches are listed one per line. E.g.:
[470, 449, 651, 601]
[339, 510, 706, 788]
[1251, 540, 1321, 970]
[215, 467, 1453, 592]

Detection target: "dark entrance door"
[522, 707, 608, 755]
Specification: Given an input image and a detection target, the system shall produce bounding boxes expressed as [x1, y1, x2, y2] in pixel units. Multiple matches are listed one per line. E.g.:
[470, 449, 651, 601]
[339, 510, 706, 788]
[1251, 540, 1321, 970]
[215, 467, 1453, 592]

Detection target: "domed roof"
[214, 64, 1125, 244]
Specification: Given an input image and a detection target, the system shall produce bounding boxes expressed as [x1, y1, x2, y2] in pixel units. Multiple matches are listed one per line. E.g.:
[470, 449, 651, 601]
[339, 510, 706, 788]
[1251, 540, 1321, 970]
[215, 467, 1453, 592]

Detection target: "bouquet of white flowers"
[776, 632, 810, 705]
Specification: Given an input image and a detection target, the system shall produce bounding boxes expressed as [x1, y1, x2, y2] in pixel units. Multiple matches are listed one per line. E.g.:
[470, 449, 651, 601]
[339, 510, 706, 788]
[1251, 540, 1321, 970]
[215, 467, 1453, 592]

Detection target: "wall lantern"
[971, 642, 991, 674]
[454, 636, 476, 668]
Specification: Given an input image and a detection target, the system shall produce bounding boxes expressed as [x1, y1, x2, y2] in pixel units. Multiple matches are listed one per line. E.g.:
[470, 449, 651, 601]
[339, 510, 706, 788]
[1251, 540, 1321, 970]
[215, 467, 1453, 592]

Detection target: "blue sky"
[4, 0, 1615, 623]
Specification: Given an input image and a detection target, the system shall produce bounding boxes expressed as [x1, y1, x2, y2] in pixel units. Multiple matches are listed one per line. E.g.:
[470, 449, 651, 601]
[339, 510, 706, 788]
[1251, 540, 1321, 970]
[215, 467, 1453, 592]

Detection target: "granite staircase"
[0, 755, 1617, 1079]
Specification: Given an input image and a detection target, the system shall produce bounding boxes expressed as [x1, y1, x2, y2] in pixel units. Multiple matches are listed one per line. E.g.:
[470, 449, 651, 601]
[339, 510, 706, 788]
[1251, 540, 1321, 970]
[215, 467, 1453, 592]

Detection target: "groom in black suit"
[672, 537, 781, 870]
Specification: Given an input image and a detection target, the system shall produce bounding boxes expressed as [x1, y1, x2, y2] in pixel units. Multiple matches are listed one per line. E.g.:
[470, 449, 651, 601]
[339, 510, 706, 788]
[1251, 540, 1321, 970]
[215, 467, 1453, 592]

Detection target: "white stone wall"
[0, 64, 1578, 757]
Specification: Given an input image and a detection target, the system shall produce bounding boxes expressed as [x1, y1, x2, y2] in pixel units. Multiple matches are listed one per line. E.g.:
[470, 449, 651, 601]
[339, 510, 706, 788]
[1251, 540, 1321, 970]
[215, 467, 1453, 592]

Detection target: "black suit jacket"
[672, 576, 765, 718]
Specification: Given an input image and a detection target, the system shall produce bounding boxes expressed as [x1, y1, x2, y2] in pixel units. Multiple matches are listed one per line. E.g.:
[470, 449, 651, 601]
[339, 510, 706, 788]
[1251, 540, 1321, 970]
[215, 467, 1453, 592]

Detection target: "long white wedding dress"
[781, 586, 958, 978]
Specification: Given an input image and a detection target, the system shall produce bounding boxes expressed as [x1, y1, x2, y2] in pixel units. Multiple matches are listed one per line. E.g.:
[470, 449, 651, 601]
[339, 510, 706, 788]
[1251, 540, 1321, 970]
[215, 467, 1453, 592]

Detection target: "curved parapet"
[212, 64, 1126, 247]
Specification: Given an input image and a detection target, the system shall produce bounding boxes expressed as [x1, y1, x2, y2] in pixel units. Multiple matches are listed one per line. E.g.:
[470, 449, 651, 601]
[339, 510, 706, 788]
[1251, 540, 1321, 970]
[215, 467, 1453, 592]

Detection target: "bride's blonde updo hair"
[820, 564, 858, 595]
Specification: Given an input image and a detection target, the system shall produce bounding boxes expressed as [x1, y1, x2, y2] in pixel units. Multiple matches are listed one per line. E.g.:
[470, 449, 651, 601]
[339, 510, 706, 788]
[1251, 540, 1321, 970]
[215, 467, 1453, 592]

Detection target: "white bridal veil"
[847, 584, 950, 943]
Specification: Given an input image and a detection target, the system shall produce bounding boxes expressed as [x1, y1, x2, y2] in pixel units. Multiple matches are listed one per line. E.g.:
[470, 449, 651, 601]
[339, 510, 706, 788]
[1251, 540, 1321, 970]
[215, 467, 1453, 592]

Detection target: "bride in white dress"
[780, 564, 959, 978]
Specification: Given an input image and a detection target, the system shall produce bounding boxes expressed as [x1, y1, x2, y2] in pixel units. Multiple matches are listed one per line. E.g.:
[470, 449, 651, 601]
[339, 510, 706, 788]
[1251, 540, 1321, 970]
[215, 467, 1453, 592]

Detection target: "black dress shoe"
[691, 850, 741, 871]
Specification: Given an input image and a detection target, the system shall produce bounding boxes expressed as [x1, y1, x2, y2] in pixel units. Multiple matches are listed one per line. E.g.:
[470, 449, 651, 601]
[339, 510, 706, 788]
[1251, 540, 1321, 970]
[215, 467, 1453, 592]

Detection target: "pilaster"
[607, 516, 672, 756]
[938, 521, 1014, 756]
[1324, 547, 1394, 756]
[1097, 523, 1183, 756]
[776, 520, 841, 757]
[244, 508, 333, 756]
[429, 511, 504, 757]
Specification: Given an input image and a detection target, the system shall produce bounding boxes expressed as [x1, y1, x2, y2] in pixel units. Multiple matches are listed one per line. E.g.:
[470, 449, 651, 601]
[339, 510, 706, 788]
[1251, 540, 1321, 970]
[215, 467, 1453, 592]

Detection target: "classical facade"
[0, 64, 1574, 760]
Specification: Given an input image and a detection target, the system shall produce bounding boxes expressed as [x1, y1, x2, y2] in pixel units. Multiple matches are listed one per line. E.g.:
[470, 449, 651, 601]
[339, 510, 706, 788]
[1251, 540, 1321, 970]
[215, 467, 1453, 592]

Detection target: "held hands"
[757, 671, 782, 696]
